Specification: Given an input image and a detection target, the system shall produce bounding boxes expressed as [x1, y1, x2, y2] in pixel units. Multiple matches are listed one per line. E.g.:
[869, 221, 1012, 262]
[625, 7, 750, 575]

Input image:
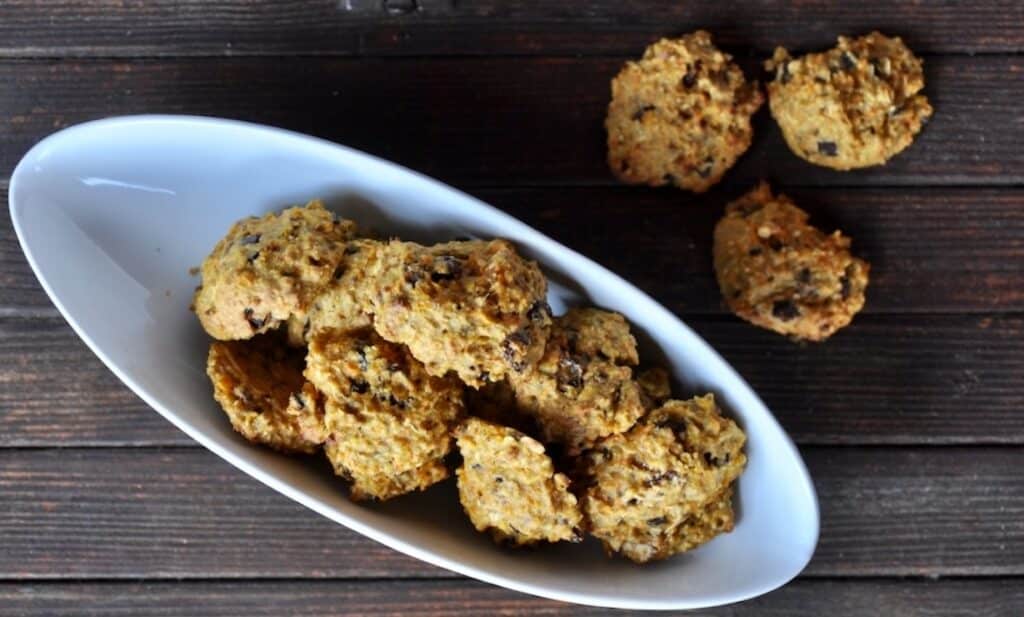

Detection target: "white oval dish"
[9, 115, 818, 610]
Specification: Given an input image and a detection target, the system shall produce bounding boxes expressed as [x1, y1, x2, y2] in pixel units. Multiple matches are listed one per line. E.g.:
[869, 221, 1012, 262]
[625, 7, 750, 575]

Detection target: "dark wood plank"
[489, 187, 1024, 315]
[0, 56, 1021, 187]
[2, 314, 1021, 447]
[3, 578, 1024, 617]
[0, 316, 187, 447]
[0, 1, 1021, 57]
[1, 447, 1022, 578]
[5, 181, 1024, 317]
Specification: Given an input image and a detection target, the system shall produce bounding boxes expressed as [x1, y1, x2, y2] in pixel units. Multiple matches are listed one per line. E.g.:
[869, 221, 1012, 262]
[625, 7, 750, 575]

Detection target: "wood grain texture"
[0, 56, 1021, 187]
[1, 447, 1022, 579]
[5, 183, 1024, 316]
[2, 314, 1022, 447]
[0, 1, 1021, 57]
[3, 578, 1024, 617]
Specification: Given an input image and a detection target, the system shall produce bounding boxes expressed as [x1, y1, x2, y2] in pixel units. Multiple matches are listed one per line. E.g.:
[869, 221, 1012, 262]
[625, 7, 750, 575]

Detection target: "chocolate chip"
[647, 516, 668, 527]
[344, 245, 360, 255]
[239, 234, 260, 245]
[681, 67, 697, 88]
[351, 381, 369, 394]
[527, 301, 551, 323]
[404, 268, 421, 286]
[332, 263, 346, 280]
[840, 274, 852, 299]
[818, 141, 839, 157]
[494, 476, 504, 483]
[243, 308, 265, 331]
[631, 104, 656, 121]
[840, 52, 857, 71]
[308, 256, 323, 267]
[748, 247, 763, 256]
[798, 267, 812, 284]
[766, 236, 785, 252]
[387, 394, 406, 409]
[556, 356, 584, 391]
[502, 330, 531, 372]
[772, 300, 801, 321]
[430, 255, 463, 282]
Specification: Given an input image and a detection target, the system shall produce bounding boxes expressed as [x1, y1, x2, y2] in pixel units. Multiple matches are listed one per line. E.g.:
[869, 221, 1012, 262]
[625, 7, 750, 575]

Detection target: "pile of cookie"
[194, 201, 746, 563]
[608, 30, 931, 340]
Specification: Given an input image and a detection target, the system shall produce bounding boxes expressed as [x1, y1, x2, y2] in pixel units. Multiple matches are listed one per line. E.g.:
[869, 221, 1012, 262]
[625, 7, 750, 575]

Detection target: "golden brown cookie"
[765, 32, 932, 169]
[713, 182, 870, 341]
[606, 31, 764, 192]
[304, 327, 464, 501]
[509, 308, 644, 455]
[579, 394, 745, 563]
[365, 239, 552, 388]
[285, 238, 381, 346]
[455, 417, 583, 546]
[194, 201, 357, 340]
[206, 333, 326, 454]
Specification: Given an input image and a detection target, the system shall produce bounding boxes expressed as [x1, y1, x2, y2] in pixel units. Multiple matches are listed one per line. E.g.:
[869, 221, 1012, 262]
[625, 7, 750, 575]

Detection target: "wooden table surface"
[2, 2, 1023, 615]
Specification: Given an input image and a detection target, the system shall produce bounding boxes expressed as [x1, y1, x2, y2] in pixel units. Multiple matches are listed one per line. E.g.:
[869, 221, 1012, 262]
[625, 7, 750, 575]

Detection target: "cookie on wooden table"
[194, 201, 357, 340]
[765, 31, 932, 169]
[713, 182, 870, 341]
[454, 417, 583, 546]
[206, 333, 326, 454]
[606, 31, 764, 192]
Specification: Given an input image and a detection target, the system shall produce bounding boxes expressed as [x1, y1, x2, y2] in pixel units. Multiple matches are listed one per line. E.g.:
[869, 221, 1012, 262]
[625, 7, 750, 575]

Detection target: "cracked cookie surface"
[207, 333, 326, 454]
[713, 182, 870, 341]
[194, 201, 357, 340]
[455, 417, 583, 546]
[765, 31, 932, 169]
[606, 31, 764, 192]
[579, 394, 745, 563]
[509, 308, 644, 455]
[305, 327, 464, 501]
[365, 239, 552, 388]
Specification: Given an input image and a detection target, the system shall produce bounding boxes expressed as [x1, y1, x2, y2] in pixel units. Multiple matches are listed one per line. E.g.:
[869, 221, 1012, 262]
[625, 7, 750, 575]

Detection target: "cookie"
[455, 417, 583, 546]
[194, 201, 358, 340]
[579, 394, 745, 563]
[365, 239, 552, 388]
[285, 239, 381, 346]
[713, 182, 870, 341]
[606, 31, 764, 192]
[304, 327, 464, 501]
[206, 333, 326, 454]
[765, 31, 932, 169]
[509, 308, 644, 455]
[464, 378, 538, 436]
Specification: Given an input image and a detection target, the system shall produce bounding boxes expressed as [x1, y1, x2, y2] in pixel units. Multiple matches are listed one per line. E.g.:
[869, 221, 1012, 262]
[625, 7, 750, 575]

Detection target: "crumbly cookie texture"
[606, 31, 764, 192]
[206, 334, 326, 454]
[713, 182, 870, 341]
[509, 308, 644, 455]
[579, 394, 745, 563]
[285, 239, 381, 346]
[765, 31, 932, 170]
[366, 239, 552, 388]
[194, 201, 358, 340]
[455, 417, 583, 546]
[304, 327, 464, 501]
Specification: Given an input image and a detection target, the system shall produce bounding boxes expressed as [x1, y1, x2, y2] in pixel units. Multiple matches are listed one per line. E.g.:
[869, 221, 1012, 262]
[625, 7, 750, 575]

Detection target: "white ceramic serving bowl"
[9, 115, 818, 610]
